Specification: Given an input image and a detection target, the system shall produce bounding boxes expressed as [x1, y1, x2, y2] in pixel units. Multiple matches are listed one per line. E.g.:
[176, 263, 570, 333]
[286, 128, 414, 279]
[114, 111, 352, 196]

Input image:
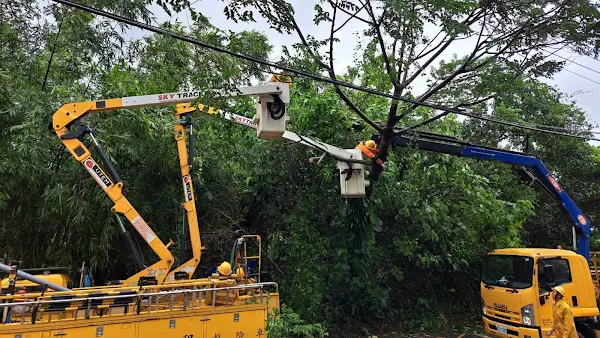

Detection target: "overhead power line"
[50, 0, 478, 115]
[543, 49, 600, 76]
[539, 47, 600, 85]
[527, 121, 600, 135]
[555, 49, 600, 74]
[52, 0, 600, 142]
[458, 111, 600, 141]
[562, 68, 600, 86]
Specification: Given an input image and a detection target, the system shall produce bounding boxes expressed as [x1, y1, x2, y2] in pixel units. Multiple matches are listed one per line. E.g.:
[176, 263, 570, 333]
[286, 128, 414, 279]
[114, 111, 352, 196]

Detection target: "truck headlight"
[521, 304, 535, 326]
[482, 298, 486, 315]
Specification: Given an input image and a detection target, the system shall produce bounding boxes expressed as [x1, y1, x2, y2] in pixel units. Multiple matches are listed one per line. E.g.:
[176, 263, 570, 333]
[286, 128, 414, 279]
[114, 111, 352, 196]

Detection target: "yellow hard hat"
[217, 261, 232, 276]
[365, 140, 377, 150]
[236, 267, 245, 279]
[553, 286, 566, 297]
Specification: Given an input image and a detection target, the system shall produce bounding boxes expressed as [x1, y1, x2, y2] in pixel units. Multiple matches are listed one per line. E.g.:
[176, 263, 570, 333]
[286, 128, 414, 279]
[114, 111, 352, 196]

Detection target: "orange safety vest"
[355, 142, 384, 165]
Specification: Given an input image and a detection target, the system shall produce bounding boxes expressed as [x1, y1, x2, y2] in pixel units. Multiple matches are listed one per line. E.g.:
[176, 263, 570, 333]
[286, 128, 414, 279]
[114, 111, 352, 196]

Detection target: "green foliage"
[267, 304, 329, 338]
[2, 1, 600, 337]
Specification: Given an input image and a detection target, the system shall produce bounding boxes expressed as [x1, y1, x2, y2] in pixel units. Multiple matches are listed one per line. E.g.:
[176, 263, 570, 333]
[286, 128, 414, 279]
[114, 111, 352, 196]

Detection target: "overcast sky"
[135, 0, 599, 130]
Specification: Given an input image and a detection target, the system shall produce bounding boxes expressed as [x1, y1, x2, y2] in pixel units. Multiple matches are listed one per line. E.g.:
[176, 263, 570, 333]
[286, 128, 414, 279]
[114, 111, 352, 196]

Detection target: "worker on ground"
[4, 287, 28, 323]
[205, 262, 238, 306]
[11, 288, 28, 315]
[235, 267, 246, 284]
[356, 140, 385, 169]
[236, 267, 259, 297]
[546, 286, 577, 338]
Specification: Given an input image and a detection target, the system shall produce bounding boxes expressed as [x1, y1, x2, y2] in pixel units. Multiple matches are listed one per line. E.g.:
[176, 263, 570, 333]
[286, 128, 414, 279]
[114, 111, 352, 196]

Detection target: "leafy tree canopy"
[1, 0, 599, 335]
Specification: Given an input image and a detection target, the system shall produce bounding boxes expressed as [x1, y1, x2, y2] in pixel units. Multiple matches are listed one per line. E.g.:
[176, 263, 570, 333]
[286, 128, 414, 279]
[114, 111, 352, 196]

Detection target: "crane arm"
[51, 85, 289, 287]
[164, 101, 370, 280]
[175, 102, 372, 164]
[381, 132, 592, 261]
[54, 122, 174, 286]
[164, 108, 204, 282]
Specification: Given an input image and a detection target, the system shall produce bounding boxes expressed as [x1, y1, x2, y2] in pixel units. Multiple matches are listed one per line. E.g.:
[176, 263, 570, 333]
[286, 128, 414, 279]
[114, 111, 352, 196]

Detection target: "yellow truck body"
[0, 279, 279, 338]
[481, 248, 599, 338]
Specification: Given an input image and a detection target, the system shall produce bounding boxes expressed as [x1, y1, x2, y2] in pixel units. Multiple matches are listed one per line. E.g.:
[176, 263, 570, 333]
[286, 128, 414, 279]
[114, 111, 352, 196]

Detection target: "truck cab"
[481, 248, 599, 338]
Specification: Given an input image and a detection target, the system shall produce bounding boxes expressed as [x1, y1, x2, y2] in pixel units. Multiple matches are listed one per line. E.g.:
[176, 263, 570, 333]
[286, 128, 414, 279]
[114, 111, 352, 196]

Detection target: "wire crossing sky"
[52, 0, 600, 142]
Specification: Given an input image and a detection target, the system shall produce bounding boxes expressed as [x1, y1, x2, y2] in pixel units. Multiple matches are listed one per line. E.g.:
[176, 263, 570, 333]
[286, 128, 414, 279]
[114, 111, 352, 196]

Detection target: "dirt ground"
[366, 316, 489, 338]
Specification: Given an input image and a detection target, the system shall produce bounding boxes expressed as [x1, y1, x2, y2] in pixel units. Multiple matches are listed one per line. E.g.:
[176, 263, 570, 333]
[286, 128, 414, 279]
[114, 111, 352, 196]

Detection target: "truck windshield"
[482, 255, 534, 289]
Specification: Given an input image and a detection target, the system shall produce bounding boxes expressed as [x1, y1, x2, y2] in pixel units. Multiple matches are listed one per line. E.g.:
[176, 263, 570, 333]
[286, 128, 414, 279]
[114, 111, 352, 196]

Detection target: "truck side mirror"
[543, 264, 555, 283]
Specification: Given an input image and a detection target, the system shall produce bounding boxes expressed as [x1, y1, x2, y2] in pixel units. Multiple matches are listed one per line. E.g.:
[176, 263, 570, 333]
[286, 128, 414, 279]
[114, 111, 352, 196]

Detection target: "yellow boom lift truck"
[0, 83, 293, 337]
[0, 80, 372, 337]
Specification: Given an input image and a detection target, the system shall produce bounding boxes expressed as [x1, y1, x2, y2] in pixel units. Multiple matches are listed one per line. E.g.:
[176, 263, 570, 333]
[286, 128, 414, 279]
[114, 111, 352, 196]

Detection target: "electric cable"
[51, 0, 600, 142]
[542, 49, 600, 76]
[562, 68, 600, 86]
[457, 110, 600, 141]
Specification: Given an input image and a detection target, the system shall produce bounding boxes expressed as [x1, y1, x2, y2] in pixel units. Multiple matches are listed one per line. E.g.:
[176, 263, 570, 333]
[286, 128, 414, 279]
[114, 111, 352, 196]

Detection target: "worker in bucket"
[546, 286, 577, 338]
[355, 140, 385, 169]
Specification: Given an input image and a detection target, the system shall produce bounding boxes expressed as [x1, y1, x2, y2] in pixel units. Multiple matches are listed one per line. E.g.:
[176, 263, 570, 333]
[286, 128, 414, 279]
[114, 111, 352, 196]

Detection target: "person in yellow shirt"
[205, 262, 238, 306]
[547, 286, 577, 338]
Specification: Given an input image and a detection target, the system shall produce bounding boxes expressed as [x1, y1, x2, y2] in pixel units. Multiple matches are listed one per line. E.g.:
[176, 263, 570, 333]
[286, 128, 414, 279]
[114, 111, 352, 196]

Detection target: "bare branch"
[401, 40, 417, 86]
[364, 0, 398, 88]
[472, 10, 487, 57]
[266, 1, 380, 131]
[332, 1, 366, 34]
[466, 13, 561, 72]
[455, 94, 495, 108]
[396, 14, 407, 79]
[413, 32, 452, 62]
[329, 0, 372, 25]
[396, 15, 489, 121]
[400, 9, 485, 91]
[413, 9, 481, 61]
[272, 2, 329, 70]
[396, 111, 450, 133]
[482, 0, 568, 48]
[481, 40, 568, 58]
[417, 0, 568, 106]
[400, 38, 455, 90]
[322, 0, 381, 131]
[328, 1, 337, 71]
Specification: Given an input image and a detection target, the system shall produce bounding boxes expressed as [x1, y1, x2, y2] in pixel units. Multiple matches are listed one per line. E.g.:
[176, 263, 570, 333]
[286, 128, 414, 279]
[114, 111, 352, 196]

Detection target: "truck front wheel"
[575, 321, 595, 338]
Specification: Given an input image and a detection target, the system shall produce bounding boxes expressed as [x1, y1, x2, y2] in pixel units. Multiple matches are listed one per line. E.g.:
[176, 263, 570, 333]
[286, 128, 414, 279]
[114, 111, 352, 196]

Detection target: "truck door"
[536, 257, 574, 332]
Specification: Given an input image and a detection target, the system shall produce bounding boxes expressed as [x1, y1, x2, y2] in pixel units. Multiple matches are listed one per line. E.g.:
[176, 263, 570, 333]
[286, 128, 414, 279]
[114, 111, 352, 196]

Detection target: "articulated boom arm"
[51, 84, 288, 286]
[383, 133, 592, 261]
[164, 105, 206, 282]
[174, 102, 371, 165]
[164, 101, 370, 279]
